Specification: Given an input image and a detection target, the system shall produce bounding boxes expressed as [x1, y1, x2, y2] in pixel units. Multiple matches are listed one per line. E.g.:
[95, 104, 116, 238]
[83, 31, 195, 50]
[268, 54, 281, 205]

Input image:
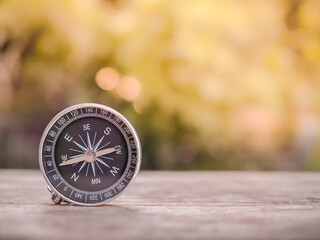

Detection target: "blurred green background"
[0, 0, 319, 170]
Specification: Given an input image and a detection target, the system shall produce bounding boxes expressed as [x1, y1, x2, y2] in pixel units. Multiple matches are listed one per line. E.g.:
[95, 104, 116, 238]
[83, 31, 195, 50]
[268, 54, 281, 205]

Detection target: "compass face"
[39, 103, 141, 206]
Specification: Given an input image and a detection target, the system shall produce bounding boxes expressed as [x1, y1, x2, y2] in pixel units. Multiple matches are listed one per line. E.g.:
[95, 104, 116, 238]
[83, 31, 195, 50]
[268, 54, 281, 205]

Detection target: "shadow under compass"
[43, 201, 138, 214]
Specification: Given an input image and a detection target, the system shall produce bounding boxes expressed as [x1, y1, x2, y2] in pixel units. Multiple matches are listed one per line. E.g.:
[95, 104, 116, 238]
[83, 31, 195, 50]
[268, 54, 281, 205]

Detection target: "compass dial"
[39, 103, 141, 206]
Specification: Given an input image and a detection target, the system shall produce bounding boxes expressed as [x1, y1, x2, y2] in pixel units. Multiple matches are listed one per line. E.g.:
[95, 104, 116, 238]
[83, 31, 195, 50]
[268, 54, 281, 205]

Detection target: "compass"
[39, 103, 141, 206]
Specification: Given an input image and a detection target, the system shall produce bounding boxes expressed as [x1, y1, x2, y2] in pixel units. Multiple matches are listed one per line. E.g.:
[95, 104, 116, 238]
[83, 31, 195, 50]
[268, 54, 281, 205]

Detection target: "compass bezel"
[39, 103, 141, 206]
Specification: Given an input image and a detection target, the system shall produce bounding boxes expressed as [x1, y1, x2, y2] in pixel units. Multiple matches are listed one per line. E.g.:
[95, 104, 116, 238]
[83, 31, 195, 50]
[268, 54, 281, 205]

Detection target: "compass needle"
[95, 147, 116, 157]
[39, 103, 141, 205]
[59, 155, 85, 166]
[60, 150, 96, 166]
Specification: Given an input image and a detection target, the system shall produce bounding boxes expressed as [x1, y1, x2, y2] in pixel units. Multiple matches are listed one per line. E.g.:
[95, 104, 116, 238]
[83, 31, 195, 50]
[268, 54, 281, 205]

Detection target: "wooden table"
[0, 170, 319, 240]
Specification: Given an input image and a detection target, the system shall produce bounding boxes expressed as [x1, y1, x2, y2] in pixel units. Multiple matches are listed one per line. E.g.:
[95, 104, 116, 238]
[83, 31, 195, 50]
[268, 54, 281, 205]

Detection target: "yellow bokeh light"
[133, 99, 145, 114]
[95, 67, 119, 91]
[116, 76, 141, 101]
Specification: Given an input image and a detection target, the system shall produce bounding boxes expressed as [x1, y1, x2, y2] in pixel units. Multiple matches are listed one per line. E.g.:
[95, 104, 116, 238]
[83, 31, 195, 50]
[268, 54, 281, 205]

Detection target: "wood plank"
[0, 170, 320, 240]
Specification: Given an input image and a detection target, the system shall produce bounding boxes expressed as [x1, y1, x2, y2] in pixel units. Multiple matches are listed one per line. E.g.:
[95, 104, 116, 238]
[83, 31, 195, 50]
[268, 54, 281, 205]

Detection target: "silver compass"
[39, 103, 141, 206]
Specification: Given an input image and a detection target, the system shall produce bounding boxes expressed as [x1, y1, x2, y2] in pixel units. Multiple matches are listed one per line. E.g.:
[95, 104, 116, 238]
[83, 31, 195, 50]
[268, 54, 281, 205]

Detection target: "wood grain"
[0, 170, 320, 240]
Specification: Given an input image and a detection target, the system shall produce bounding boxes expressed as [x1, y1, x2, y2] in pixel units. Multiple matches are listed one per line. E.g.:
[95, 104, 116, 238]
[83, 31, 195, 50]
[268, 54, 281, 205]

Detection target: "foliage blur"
[0, 0, 319, 170]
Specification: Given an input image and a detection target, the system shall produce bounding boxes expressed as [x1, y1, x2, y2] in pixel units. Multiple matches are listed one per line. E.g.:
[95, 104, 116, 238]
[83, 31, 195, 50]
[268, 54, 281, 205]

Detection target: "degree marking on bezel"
[57, 181, 63, 187]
